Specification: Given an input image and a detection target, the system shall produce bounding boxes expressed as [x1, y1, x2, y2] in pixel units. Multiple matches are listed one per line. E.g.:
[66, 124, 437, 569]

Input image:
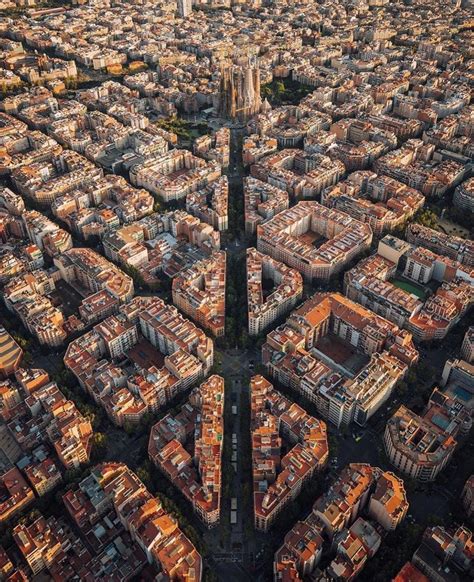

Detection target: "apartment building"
[13, 516, 65, 575]
[251, 149, 345, 198]
[274, 464, 408, 580]
[149, 376, 224, 528]
[322, 172, 425, 236]
[193, 127, 229, 169]
[4, 373, 92, 470]
[129, 149, 221, 202]
[244, 177, 289, 236]
[242, 134, 278, 166]
[251, 375, 328, 533]
[64, 297, 213, 427]
[326, 518, 381, 580]
[384, 388, 471, 481]
[54, 248, 134, 304]
[407, 223, 474, 267]
[374, 139, 466, 198]
[11, 150, 103, 205]
[24, 458, 62, 497]
[461, 327, 474, 363]
[367, 471, 409, 531]
[257, 201, 372, 283]
[440, 358, 474, 405]
[0, 186, 25, 216]
[23, 209, 73, 257]
[102, 209, 220, 285]
[407, 278, 473, 342]
[247, 247, 303, 336]
[263, 292, 418, 428]
[172, 251, 226, 337]
[411, 526, 473, 582]
[0, 326, 23, 379]
[344, 254, 422, 328]
[346, 236, 473, 341]
[453, 178, 474, 213]
[3, 271, 67, 348]
[0, 467, 35, 524]
[186, 176, 229, 231]
[78, 289, 120, 326]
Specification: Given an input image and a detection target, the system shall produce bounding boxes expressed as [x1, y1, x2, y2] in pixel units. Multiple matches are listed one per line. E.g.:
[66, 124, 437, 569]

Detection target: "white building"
[177, 0, 192, 18]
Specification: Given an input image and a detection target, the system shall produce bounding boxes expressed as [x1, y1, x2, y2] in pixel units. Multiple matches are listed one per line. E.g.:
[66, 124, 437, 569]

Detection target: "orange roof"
[393, 562, 430, 582]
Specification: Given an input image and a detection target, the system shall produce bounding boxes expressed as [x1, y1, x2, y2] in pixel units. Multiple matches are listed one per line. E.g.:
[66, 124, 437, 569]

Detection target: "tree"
[406, 369, 417, 386]
[203, 568, 219, 582]
[80, 406, 97, 429]
[92, 432, 108, 450]
[12, 334, 30, 351]
[395, 380, 409, 398]
[136, 462, 152, 490]
[239, 329, 250, 349]
[275, 80, 286, 96]
[414, 208, 438, 230]
[63, 467, 83, 484]
[210, 352, 223, 375]
[122, 264, 145, 287]
[328, 433, 340, 456]
[122, 420, 138, 436]
[254, 363, 267, 377]
[64, 77, 77, 90]
[140, 412, 156, 432]
[414, 362, 436, 390]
